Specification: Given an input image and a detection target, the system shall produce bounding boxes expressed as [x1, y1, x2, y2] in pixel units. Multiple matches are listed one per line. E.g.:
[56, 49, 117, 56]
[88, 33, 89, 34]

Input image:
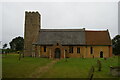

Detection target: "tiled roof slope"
[85, 30, 112, 45]
[35, 29, 86, 45]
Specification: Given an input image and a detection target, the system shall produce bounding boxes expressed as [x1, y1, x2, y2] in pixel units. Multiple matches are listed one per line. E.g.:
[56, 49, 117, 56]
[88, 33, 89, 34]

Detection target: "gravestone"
[65, 57, 68, 62]
[18, 51, 21, 61]
[104, 58, 107, 60]
[110, 66, 120, 77]
[97, 60, 102, 71]
[88, 66, 95, 80]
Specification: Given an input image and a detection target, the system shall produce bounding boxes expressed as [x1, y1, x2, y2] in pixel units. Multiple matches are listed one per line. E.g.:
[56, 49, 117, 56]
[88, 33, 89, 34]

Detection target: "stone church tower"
[24, 11, 41, 56]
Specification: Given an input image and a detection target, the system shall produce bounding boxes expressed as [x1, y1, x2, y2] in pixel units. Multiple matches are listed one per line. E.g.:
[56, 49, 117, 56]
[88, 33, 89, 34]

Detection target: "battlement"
[25, 11, 41, 25]
[25, 11, 40, 16]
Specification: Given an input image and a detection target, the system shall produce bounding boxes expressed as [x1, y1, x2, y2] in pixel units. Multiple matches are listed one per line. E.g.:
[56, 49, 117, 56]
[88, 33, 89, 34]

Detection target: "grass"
[2, 54, 52, 78]
[2, 54, 119, 78]
[41, 57, 119, 78]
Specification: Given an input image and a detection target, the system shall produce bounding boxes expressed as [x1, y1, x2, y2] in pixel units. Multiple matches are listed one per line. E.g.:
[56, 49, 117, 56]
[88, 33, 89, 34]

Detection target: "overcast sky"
[0, 1, 119, 48]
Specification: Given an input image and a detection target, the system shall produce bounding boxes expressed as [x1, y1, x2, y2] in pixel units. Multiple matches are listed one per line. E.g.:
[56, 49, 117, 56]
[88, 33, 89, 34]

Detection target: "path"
[29, 59, 59, 78]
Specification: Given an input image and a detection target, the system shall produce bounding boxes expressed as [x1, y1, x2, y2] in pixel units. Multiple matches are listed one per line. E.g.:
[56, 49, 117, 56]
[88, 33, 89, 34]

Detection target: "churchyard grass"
[2, 54, 119, 78]
[41, 57, 119, 78]
[2, 54, 52, 78]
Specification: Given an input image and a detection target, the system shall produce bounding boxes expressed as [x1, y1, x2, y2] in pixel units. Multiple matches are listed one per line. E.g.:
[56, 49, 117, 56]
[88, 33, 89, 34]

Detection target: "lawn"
[41, 57, 119, 78]
[2, 54, 52, 78]
[2, 54, 119, 78]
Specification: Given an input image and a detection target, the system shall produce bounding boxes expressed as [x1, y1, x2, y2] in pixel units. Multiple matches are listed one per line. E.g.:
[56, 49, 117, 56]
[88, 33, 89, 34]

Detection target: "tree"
[112, 35, 120, 55]
[3, 43, 7, 49]
[9, 36, 24, 51]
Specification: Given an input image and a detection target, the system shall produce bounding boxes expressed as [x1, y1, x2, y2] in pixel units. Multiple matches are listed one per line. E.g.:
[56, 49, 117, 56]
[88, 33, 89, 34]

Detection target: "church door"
[55, 48, 61, 58]
[100, 51, 103, 58]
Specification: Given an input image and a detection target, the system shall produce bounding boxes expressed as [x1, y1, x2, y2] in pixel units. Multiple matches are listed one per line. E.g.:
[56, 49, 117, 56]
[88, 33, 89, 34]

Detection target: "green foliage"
[112, 35, 120, 55]
[2, 48, 15, 54]
[3, 43, 7, 49]
[9, 36, 24, 51]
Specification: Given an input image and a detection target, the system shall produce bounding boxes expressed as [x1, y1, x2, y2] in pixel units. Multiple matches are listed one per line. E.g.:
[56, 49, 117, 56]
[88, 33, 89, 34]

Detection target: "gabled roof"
[85, 30, 112, 45]
[34, 29, 112, 46]
[35, 29, 86, 45]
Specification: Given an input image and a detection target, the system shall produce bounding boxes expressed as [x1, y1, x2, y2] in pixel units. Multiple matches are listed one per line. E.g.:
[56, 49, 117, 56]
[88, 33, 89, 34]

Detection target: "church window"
[90, 47, 93, 54]
[77, 47, 80, 53]
[44, 46, 46, 52]
[69, 46, 73, 53]
[57, 43, 59, 46]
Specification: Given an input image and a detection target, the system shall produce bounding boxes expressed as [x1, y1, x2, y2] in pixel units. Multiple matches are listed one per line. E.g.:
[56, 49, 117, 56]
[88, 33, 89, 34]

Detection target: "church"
[24, 11, 112, 58]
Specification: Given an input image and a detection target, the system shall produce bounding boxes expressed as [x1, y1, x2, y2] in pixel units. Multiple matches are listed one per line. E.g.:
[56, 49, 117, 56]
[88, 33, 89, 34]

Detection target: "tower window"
[57, 43, 59, 46]
[44, 46, 46, 52]
[69, 46, 73, 53]
[65, 50, 67, 53]
[90, 47, 93, 54]
[77, 48, 80, 53]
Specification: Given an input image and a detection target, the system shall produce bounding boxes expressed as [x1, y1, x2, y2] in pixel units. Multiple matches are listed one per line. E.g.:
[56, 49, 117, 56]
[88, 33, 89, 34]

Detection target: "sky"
[118, 1, 120, 34]
[0, 1, 119, 48]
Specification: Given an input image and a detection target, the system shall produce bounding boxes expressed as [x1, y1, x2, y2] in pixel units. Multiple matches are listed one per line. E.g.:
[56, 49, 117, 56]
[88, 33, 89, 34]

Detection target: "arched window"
[57, 43, 59, 46]
[90, 47, 93, 54]
[77, 47, 80, 53]
[44, 46, 46, 52]
[100, 51, 103, 58]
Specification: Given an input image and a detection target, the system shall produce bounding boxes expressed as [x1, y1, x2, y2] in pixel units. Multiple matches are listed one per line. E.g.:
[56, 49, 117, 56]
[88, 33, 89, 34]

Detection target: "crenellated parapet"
[25, 11, 41, 16]
[25, 11, 41, 25]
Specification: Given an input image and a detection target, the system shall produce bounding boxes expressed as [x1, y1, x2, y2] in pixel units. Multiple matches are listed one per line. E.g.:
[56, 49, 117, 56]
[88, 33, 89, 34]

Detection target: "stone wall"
[24, 11, 41, 56]
[34, 45, 112, 58]
[86, 46, 111, 58]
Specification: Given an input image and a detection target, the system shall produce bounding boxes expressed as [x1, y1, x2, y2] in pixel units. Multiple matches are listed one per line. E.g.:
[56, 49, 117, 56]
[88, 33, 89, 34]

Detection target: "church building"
[24, 11, 112, 58]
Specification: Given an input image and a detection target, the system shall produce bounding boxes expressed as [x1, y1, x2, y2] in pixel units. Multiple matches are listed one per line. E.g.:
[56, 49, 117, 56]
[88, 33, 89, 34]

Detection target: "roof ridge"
[40, 29, 85, 32]
[85, 30, 108, 32]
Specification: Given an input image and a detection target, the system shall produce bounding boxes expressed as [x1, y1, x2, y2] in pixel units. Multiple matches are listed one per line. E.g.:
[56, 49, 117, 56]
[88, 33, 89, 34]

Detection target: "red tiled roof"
[85, 30, 112, 45]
